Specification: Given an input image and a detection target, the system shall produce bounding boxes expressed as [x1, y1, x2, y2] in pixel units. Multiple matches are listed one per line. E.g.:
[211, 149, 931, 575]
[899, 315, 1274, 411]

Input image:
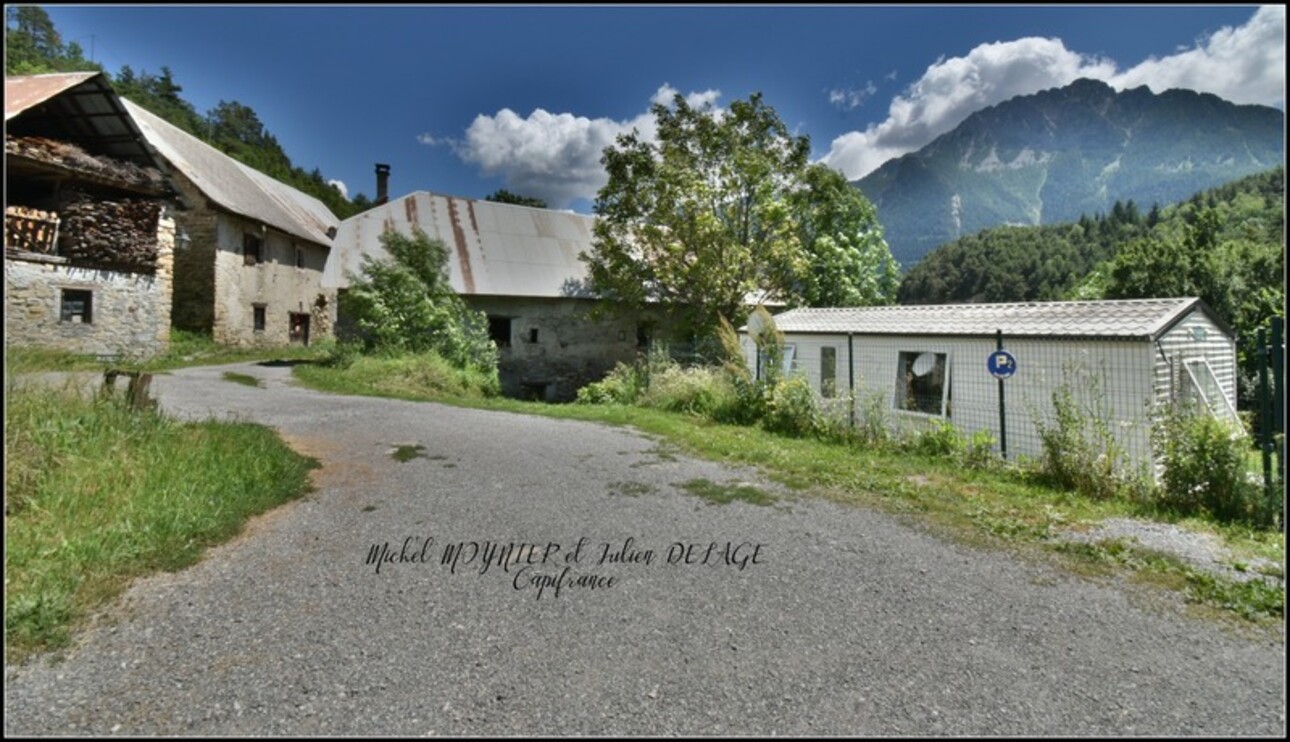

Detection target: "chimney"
[375, 163, 390, 205]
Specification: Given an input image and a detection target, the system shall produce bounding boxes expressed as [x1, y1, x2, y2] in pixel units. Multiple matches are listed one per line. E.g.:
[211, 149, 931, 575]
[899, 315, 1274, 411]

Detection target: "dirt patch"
[279, 432, 380, 499]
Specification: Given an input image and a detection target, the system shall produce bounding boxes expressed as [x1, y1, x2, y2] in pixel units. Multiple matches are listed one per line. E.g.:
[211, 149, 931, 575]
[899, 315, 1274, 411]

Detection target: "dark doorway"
[289, 312, 311, 346]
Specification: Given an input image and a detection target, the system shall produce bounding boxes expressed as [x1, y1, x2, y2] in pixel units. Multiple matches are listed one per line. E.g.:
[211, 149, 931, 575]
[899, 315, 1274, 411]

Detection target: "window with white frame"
[894, 351, 950, 416]
[1181, 358, 1239, 427]
[758, 343, 796, 380]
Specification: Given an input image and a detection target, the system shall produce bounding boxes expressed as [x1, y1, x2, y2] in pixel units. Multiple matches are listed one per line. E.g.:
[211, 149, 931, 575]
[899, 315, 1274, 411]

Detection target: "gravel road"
[4, 361, 1285, 736]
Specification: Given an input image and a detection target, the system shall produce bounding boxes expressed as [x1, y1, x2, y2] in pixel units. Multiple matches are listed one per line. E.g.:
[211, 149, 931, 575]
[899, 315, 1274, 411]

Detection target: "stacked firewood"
[4, 205, 60, 254]
[58, 195, 161, 273]
[6, 135, 164, 190]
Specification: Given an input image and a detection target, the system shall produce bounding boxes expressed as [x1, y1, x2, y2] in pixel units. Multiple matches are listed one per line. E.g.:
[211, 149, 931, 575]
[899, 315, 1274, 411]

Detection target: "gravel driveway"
[4, 361, 1285, 736]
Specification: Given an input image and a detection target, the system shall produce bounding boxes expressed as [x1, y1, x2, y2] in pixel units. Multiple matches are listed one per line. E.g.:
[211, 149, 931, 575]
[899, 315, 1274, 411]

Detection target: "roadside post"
[989, 330, 1017, 460]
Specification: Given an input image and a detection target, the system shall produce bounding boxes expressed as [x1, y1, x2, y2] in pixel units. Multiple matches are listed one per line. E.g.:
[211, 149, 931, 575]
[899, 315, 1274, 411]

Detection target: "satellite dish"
[912, 352, 937, 376]
[745, 310, 766, 337]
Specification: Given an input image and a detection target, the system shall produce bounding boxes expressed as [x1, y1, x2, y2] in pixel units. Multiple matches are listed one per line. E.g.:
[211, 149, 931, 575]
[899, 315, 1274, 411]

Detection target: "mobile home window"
[894, 351, 949, 416]
[757, 344, 796, 381]
[243, 233, 263, 265]
[821, 347, 838, 398]
[1181, 358, 1239, 427]
[60, 289, 92, 324]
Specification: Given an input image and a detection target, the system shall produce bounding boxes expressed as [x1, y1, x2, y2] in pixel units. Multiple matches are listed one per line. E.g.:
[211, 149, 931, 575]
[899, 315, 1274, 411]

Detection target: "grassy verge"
[6, 330, 332, 376]
[292, 350, 499, 400]
[293, 358, 1284, 627]
[4, 380, 318, 664]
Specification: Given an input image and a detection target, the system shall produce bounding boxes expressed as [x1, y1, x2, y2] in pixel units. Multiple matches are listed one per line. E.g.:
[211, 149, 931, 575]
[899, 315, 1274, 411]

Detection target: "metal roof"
[5, 71, 98, 119]
[324, 192, 596, 297]
[757, 298, 1226, 341]
[121, 98, 338, 247]
[5, 72, 160, 169]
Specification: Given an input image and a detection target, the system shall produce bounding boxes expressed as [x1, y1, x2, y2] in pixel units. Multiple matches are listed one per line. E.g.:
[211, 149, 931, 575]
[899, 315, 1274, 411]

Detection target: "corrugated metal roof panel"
[122, 98, 338, 247]
[6, 72, 159, 169]
[4, 71, 98, 120]
[759, 298, 1213, 340]
[324, 193, 596, 297]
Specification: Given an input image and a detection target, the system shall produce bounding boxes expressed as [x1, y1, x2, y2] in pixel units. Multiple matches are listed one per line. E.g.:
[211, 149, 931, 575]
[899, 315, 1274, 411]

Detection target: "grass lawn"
[4, 371, 318, 664]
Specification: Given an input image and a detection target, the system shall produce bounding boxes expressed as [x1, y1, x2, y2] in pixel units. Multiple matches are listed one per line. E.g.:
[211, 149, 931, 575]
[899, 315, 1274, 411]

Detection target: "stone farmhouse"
[5, 71, 176, 359]
[121, 99, 339, 348]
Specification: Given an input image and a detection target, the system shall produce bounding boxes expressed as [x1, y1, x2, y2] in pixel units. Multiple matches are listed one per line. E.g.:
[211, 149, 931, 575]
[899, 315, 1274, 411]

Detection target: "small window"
[489, 316, 512, 348]
[243, 233, 263, 265]
[295, 244, 305, 269]
[253, 305, 266, 332]
[60, 289, 92, 324]
[821, 347, 838, 398]
[529, 328, 539, 343]
[894, 351, 950, 416]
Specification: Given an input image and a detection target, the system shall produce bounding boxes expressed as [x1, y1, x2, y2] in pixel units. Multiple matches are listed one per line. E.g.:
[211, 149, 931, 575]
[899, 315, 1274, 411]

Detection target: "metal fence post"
[997, 329, 1008, 460]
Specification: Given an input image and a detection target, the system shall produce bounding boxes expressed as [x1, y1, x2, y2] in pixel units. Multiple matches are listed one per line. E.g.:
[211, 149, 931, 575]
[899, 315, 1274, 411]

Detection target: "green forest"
[6, 6, 367, 219]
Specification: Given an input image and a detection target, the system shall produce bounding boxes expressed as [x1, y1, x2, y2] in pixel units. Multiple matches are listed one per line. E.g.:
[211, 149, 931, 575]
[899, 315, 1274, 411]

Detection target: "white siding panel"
[845, 334, 1155, 471]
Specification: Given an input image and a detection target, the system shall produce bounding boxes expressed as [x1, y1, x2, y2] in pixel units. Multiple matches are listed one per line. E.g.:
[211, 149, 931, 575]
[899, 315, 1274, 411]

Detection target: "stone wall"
[170, 197, 218, 333]
[5, 211, 174, 359]
[467, 296, 674, 401]
[210, 213, 336, 347]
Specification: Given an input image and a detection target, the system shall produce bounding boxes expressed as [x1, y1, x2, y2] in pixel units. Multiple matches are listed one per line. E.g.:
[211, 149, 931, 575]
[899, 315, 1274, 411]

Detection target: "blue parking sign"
[988, 350, 1017, 379]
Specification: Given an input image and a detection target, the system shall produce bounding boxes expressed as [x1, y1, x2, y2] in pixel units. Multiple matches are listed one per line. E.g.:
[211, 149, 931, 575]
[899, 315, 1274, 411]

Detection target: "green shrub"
[341, 228, 498, 371]
[961, 429, 1000, 470]
[640, 364, 736, 417]
[1155, 406, 1270, 527]
[911, 419, 966, 457]
[1034, 382, 1126, 501]
[321, 340, 365, 370]
[763, 375, 821, 438]
[576, 362, 647, 405]
[855, 391, 895, 449]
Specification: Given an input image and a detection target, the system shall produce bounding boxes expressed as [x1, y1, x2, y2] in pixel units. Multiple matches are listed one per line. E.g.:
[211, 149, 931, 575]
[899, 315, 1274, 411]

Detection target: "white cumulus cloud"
[1107, 4, 1284, 108]
[452, 84, 720, 208]
[327, 179, 348, 199]
[822, 5, 1285, 181]
[829, 81, 879, 110]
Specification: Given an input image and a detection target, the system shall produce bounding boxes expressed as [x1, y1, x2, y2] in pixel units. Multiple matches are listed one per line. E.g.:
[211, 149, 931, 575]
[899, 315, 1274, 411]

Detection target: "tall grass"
[293, 347, 500, 401]
[4, 381, 317, 662]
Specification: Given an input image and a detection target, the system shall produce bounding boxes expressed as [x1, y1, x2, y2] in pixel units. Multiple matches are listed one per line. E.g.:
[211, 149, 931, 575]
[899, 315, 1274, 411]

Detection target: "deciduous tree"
[583, 92, 894, 338]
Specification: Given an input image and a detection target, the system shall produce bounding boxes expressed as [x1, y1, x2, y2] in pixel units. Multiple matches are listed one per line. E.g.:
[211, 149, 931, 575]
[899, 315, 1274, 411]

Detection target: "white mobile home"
[741, 298, 1237, 475]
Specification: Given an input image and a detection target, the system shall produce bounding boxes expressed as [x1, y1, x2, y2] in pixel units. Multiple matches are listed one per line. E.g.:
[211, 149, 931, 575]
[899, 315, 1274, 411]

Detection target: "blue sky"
[41, 4, 1286, 212]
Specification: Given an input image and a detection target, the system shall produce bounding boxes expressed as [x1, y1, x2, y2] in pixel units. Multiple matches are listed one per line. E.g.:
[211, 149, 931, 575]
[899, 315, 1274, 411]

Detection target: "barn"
[740, 298, 1237, 476]
[322, 190, 676, 401]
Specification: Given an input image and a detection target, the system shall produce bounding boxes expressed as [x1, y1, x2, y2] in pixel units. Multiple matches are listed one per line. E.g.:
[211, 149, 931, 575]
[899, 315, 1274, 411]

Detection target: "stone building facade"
[123, 98, 339, 348]
[5, 72, 176, 359]
[470, 295, 668, 401]
[5, 215, 174, 359]
[162, 168, 335, 347]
